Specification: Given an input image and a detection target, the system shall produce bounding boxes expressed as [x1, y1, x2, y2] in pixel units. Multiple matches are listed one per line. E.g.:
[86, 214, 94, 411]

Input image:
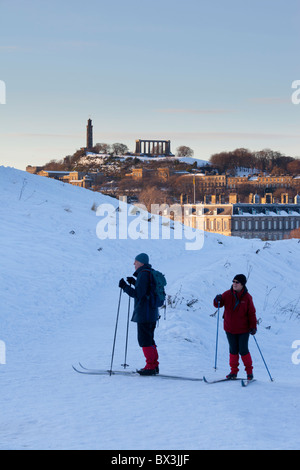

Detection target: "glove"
[119, 278, 127, 289]
[214, 294, 222, 304]
[127, 276, 136, 286]
[249, 328, 257, 336]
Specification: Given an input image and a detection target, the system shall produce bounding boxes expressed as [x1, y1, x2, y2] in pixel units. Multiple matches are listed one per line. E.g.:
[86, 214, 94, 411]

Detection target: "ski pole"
[121, 294, 131, 369]
[109, 288, 123, 376]
[214, 302, 220, 371]
[253, 335, 274, 381]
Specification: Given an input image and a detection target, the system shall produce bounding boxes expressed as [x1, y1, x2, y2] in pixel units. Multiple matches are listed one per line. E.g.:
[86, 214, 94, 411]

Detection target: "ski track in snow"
[0, 166, 299, 450]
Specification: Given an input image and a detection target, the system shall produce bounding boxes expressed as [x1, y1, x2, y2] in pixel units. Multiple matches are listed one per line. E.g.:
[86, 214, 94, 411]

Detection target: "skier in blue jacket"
[119, 253, 160, 375]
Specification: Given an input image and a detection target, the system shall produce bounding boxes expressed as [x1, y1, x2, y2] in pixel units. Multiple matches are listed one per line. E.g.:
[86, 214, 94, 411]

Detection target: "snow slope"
[81, 153, 210, 167]
[0, 166, 299, 450]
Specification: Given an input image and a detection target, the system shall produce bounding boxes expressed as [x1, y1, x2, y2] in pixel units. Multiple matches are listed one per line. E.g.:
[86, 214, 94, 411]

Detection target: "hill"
[0, 166, 299, 450]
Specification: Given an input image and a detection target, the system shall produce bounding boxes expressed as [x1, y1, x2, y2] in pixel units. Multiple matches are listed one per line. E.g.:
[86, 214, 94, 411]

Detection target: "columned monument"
[135, 139, 172, 157]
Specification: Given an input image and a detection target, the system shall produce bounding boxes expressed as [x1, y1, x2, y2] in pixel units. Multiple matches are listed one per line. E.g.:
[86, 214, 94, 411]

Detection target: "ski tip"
[241, 378, 256, 387]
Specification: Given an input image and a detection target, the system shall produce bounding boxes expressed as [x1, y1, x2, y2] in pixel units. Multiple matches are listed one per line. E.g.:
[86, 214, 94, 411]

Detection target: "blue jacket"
[123, 264, 159, 324]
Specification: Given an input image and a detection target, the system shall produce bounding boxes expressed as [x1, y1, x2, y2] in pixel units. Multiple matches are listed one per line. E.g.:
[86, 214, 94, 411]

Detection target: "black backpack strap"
[141, 269, 153, 297]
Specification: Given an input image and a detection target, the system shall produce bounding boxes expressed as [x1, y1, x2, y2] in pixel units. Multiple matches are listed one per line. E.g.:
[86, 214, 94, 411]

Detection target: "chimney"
[229, 193, 238, 204]
[294, 194, 300, 204]
[265, 193, 273, 204]
[254, 193, 260, 204]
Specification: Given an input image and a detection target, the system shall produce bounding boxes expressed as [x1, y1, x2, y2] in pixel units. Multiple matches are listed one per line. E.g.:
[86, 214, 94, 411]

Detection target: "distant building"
[183, 195, 300, 240]
[179, 173, 300, 192]
[36, 170, 99, 189]
[125, 167, 173, 181]
[26, 165, 44, 174]
[135, 139, 173, 157]
[37, 170, 70, 179]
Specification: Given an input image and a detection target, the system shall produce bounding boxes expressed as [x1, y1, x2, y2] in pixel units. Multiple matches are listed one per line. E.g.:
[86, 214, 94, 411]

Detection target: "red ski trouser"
[230, 353, 253, 375]
[142, 345, 159, 370]
[230, 354, 239, 374]
[241, 352, 253, 375]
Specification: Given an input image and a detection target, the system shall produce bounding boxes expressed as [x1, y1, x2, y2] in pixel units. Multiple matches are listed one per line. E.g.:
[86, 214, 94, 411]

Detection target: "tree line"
[209, 148, 300, 175]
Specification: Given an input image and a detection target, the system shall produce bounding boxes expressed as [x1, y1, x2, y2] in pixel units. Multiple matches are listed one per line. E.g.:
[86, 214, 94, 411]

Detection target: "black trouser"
[226, 332, 250, 356]
[137, 322, 156, 347]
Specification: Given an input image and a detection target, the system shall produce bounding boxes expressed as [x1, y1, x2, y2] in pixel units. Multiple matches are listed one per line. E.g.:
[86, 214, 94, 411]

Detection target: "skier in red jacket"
[214, 274, 257, 380]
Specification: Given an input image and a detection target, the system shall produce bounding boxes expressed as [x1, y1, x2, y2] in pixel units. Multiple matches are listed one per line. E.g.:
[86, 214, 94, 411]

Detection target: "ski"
[203, 376, 244, 384]
[138, 371, 203, 382]
[241, 379, 256, 387]
[78, 362, 129, 374]
[74, 364, 203, 381]
[72, 365, 135, 376]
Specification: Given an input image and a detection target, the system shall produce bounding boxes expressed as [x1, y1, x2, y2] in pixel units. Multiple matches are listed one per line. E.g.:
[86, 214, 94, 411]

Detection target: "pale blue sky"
[1, 0, 300, 169]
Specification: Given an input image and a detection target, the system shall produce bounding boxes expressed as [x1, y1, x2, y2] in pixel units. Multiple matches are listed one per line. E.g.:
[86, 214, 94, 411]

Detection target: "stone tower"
[86, 119, 93, 150]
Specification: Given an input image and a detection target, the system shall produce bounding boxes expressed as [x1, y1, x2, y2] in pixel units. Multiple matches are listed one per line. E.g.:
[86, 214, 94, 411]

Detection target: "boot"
[226, 373, 238, 380]
[138, 346, 159, 375]
[226, 353, 239, 379]
[241, 352, 253, 379]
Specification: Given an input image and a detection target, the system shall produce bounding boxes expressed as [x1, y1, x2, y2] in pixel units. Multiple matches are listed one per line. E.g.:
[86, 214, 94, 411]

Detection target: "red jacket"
[214, 287, 257, 334]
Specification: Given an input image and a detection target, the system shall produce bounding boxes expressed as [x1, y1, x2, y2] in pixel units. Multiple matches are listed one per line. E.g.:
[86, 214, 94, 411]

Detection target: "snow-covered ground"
[0, 166, 299, 450]
[81, 152, 210, 168]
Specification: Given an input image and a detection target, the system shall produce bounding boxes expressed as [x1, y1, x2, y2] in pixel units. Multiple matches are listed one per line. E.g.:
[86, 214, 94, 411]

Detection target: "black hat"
[233, 274, 247, 286]
[135, 253, 149, 264]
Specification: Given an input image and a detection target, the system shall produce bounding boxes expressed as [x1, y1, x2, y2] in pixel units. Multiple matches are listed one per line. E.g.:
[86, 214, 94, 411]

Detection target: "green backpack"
[143, 268, 167, 308]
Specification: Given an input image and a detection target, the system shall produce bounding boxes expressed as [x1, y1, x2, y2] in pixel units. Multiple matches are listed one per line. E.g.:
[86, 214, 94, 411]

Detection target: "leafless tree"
[176, 146, 194, 158]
